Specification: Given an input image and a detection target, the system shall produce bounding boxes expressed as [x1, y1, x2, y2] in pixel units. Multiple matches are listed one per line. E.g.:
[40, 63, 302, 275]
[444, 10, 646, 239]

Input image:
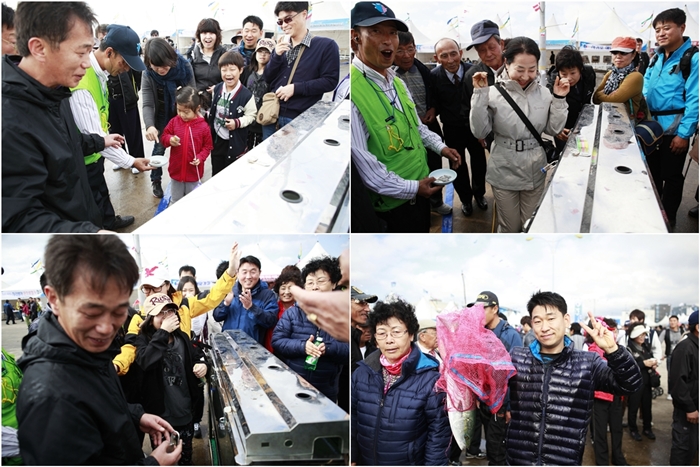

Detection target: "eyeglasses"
[277, 11, 302, 26]
[396, 47, 416, 56]
[611, 51, 631, 56]
[374, 329, 408, 340]
[140, 283, 166, 294]
[305, 278, 329, 287]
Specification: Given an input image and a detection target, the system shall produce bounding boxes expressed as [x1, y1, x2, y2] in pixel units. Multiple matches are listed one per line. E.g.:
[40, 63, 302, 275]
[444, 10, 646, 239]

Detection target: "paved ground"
[4, 319, 694, 466]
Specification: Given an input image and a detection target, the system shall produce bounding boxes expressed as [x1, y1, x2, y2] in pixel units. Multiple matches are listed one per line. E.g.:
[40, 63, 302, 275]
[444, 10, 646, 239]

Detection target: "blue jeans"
[150, 142, 165, 182]
[261, 116, 294, 141]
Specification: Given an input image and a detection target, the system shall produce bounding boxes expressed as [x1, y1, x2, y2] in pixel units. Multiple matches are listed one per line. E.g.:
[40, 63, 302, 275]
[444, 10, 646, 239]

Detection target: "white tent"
[684, 4, 699, 41]
[442, 301, 460, 313]
[583, 8, 641, 44]
[297, 242, 331, 271]
[414, 296, 438, 321]
[1, 274, 43, 300]
[404, 18, 436, 53]
[545, 13, 572, 49]
[242, 243, 284, 282]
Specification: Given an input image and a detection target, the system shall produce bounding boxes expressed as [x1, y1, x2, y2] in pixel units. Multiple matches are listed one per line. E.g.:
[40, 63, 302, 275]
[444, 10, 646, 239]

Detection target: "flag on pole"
[571, 17, 579, 37]
[500, 13, 511, 29]
[640, 12, 654, 32]
[29, 259, 43, 275]
[640, 13, 653, 27]
[533, 3, 541, 12]
[298, 244, 302, 260]
[307, 3, 313, 20]
[447, 16, 459, 28]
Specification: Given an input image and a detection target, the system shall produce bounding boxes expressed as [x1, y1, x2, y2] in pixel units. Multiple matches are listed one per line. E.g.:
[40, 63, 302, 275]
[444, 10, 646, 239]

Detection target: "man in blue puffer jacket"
[506, 291, 642, 466]
[213, 255, 278, 345]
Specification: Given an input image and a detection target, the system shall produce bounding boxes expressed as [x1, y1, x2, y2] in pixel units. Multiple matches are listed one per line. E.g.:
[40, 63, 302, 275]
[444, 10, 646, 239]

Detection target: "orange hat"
[610, 37, 636, 53]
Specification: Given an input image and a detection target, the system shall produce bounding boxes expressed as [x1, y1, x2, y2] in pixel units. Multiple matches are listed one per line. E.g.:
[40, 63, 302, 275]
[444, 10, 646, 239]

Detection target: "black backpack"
[648, 45, 698, 100]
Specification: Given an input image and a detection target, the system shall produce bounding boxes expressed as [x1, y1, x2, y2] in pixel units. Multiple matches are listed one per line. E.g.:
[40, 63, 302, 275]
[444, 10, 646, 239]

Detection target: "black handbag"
[495, 83, 558, 163]
[649, 369, 661, 388]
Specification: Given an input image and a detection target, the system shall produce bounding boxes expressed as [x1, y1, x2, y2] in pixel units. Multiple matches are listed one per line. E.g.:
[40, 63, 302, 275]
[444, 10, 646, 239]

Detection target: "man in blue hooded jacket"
[213, 255, 278, 345]
[506, 291, 642, 466]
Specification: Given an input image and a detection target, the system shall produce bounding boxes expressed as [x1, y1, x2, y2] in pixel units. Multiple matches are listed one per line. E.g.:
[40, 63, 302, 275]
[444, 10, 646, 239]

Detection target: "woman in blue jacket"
[351, 299, 450, 466]
[271, 257, 349, 403]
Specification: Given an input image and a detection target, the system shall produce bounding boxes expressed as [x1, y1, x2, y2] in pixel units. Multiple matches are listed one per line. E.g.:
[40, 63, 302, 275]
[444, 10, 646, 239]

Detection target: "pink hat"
[610, 37, 636, 53]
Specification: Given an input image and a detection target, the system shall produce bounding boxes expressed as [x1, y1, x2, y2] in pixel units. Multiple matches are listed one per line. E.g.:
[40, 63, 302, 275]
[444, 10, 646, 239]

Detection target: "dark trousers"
[375, 195, 430, 233]
[646, 135, 689, 221]
[480, 403, 507, 465]
[108, 101, 145, 160]
[211, 135, 237, 176]
[173, 422, 194, 465]
[443, 124, 473, 204]
[671, 406, 699, 465]
[593, 396, 626, 465]
[627, 381, 652, 432]
[468, 405, 483, 454]
[85, 158, 116, 229]
[5, 310, 15, 324]
[464, 128, 487, 199]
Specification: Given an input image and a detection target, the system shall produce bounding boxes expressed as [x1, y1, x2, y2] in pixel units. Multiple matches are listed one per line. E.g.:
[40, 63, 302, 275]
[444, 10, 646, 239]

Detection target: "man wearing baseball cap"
[350, 286, 377, 371]
[70, 24, 151, 231]
[459, 20, 506, 214]
[351, 1, 461, 233]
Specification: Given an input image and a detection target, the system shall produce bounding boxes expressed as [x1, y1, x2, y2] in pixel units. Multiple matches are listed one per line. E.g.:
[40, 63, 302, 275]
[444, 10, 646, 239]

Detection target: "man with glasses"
[351, 286, 377, 372]
[350, 1, 461, 233]
[643, 8, 699, 228]
[213, 255, 278, 345]
[393, 31, 452, 216]
[262, 1, 340, 139]
[70, 24, 152, 231]
[112, 242, 241, 376]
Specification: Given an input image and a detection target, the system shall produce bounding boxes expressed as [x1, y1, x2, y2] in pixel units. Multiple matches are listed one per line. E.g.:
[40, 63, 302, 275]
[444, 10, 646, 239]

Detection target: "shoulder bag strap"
[287, 42, 307, 85]
[494, 82, 546, 147]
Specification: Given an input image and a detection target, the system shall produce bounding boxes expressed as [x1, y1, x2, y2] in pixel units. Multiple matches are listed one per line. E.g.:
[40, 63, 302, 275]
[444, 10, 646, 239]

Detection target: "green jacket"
[351, 66, 428, 212]
[72, 67, 109, 165]
[2, 348, 22, 464]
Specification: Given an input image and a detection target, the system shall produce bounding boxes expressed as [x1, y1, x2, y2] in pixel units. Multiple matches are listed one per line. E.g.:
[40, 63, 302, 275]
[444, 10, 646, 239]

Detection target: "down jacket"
[351, 343, 450, 466]
[506, 337, 642, 466]
[16, 312, 156, 465]
[470, 70, 568, 191]
[271, 305, 349, 402]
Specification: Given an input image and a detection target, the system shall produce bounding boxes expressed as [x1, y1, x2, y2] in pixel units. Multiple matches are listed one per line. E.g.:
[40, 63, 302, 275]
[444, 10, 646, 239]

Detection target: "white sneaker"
[112, 164, 123, 171]
[431, 203, 453, 215]
[667, 394, 673, 400]
[131, 167, 140, 174]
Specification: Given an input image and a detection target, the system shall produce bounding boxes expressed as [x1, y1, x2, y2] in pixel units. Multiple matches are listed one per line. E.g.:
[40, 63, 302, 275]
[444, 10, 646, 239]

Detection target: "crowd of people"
[350, 285, 699, 466]
[350, 2, 699, 233]
[1, 236, 350, 465]
[1, 1, 341, 233]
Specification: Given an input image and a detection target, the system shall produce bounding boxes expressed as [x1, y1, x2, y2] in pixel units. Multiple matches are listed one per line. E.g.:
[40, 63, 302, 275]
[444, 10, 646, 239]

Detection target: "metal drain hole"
[323, 139, 340, 146]
[280, 190, 303, 203]
[615, 166, 632, 174]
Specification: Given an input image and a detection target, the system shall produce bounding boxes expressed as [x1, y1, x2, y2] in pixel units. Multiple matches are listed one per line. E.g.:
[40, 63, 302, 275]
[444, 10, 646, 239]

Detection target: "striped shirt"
[351, 57, 446, 200]
[69, 52, 135, 168]
[286, 30, 312, 66]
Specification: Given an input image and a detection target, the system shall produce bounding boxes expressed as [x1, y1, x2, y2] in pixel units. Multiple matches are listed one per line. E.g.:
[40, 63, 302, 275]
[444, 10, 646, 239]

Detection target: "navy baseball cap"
[102, 25, 146, 72]
[351, 2, 408, 32]
[468, 291, 499, 307]
[467, 20, 500, 50]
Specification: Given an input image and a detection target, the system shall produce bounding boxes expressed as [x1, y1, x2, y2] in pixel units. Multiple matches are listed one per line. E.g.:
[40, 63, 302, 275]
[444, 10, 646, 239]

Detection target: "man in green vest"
[350, 2, 461, 233]
[70, 24, 151, 231]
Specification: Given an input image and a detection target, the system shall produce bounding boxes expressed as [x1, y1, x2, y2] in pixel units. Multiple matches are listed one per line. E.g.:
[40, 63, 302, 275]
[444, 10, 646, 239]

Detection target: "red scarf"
[380, 349, 411, 376]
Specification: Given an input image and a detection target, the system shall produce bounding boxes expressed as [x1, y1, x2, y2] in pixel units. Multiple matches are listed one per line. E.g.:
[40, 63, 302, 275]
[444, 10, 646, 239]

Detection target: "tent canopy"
[1, 273, 43, 300]
[297, 242, 331, 271]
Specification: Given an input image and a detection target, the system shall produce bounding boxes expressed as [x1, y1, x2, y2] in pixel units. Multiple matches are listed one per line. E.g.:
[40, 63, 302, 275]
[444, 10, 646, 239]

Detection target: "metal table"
[207, 330, 348, 465]
[527, 103, 667, 233]
[135, 100, 350, 234]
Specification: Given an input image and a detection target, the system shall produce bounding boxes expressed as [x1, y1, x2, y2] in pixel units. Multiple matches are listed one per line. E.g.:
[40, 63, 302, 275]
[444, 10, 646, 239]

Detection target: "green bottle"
[304, 336, 324, 371]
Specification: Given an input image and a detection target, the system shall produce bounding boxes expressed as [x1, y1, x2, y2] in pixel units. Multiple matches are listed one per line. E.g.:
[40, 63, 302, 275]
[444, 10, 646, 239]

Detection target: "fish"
[448, 409, 477, 451]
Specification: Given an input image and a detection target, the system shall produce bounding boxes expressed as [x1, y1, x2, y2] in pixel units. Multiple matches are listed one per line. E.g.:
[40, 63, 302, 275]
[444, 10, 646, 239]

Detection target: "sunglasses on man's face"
[277, 11, 303, 26]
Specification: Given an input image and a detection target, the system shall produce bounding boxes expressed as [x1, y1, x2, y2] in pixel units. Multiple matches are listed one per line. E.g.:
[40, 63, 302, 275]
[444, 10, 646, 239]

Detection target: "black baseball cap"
[102, 25, 146, 72]
[351, 2, 408, 32]
[351, 286, 378, 303]
[467, 20, 500, 50]
[467, 291, 499, 307]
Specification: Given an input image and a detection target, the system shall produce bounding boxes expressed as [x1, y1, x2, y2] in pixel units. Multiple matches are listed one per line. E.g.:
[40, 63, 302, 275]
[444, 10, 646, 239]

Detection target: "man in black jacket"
[394, 31, 451, 216]
[669, 310, 698, 465]
[17, 235, 182, 465]
[506, 291, 642, 466]
[431, 38, 480, 217]
[2, 2, 123, 232]
[460, 20, 506, 215]
[350, 285, 377, 372]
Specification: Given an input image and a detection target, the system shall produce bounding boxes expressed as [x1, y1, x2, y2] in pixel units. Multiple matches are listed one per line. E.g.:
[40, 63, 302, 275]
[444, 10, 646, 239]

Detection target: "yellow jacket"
[113, 270, 236, 375]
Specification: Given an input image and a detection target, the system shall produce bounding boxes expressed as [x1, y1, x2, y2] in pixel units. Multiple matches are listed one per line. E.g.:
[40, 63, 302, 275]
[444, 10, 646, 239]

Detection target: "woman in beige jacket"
[593, 36, 645, 121]
[470, 37, 569, 233]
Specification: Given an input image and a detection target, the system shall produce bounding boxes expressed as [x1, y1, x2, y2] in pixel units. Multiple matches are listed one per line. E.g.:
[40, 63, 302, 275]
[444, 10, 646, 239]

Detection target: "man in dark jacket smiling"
[506, 291, 642, 466]
[2, 2, 124, 233]
[16, 235, 181, 465]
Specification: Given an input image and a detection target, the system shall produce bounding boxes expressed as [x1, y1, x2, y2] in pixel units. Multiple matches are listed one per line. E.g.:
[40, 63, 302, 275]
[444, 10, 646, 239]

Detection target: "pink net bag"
[435, 303, 517, 414]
